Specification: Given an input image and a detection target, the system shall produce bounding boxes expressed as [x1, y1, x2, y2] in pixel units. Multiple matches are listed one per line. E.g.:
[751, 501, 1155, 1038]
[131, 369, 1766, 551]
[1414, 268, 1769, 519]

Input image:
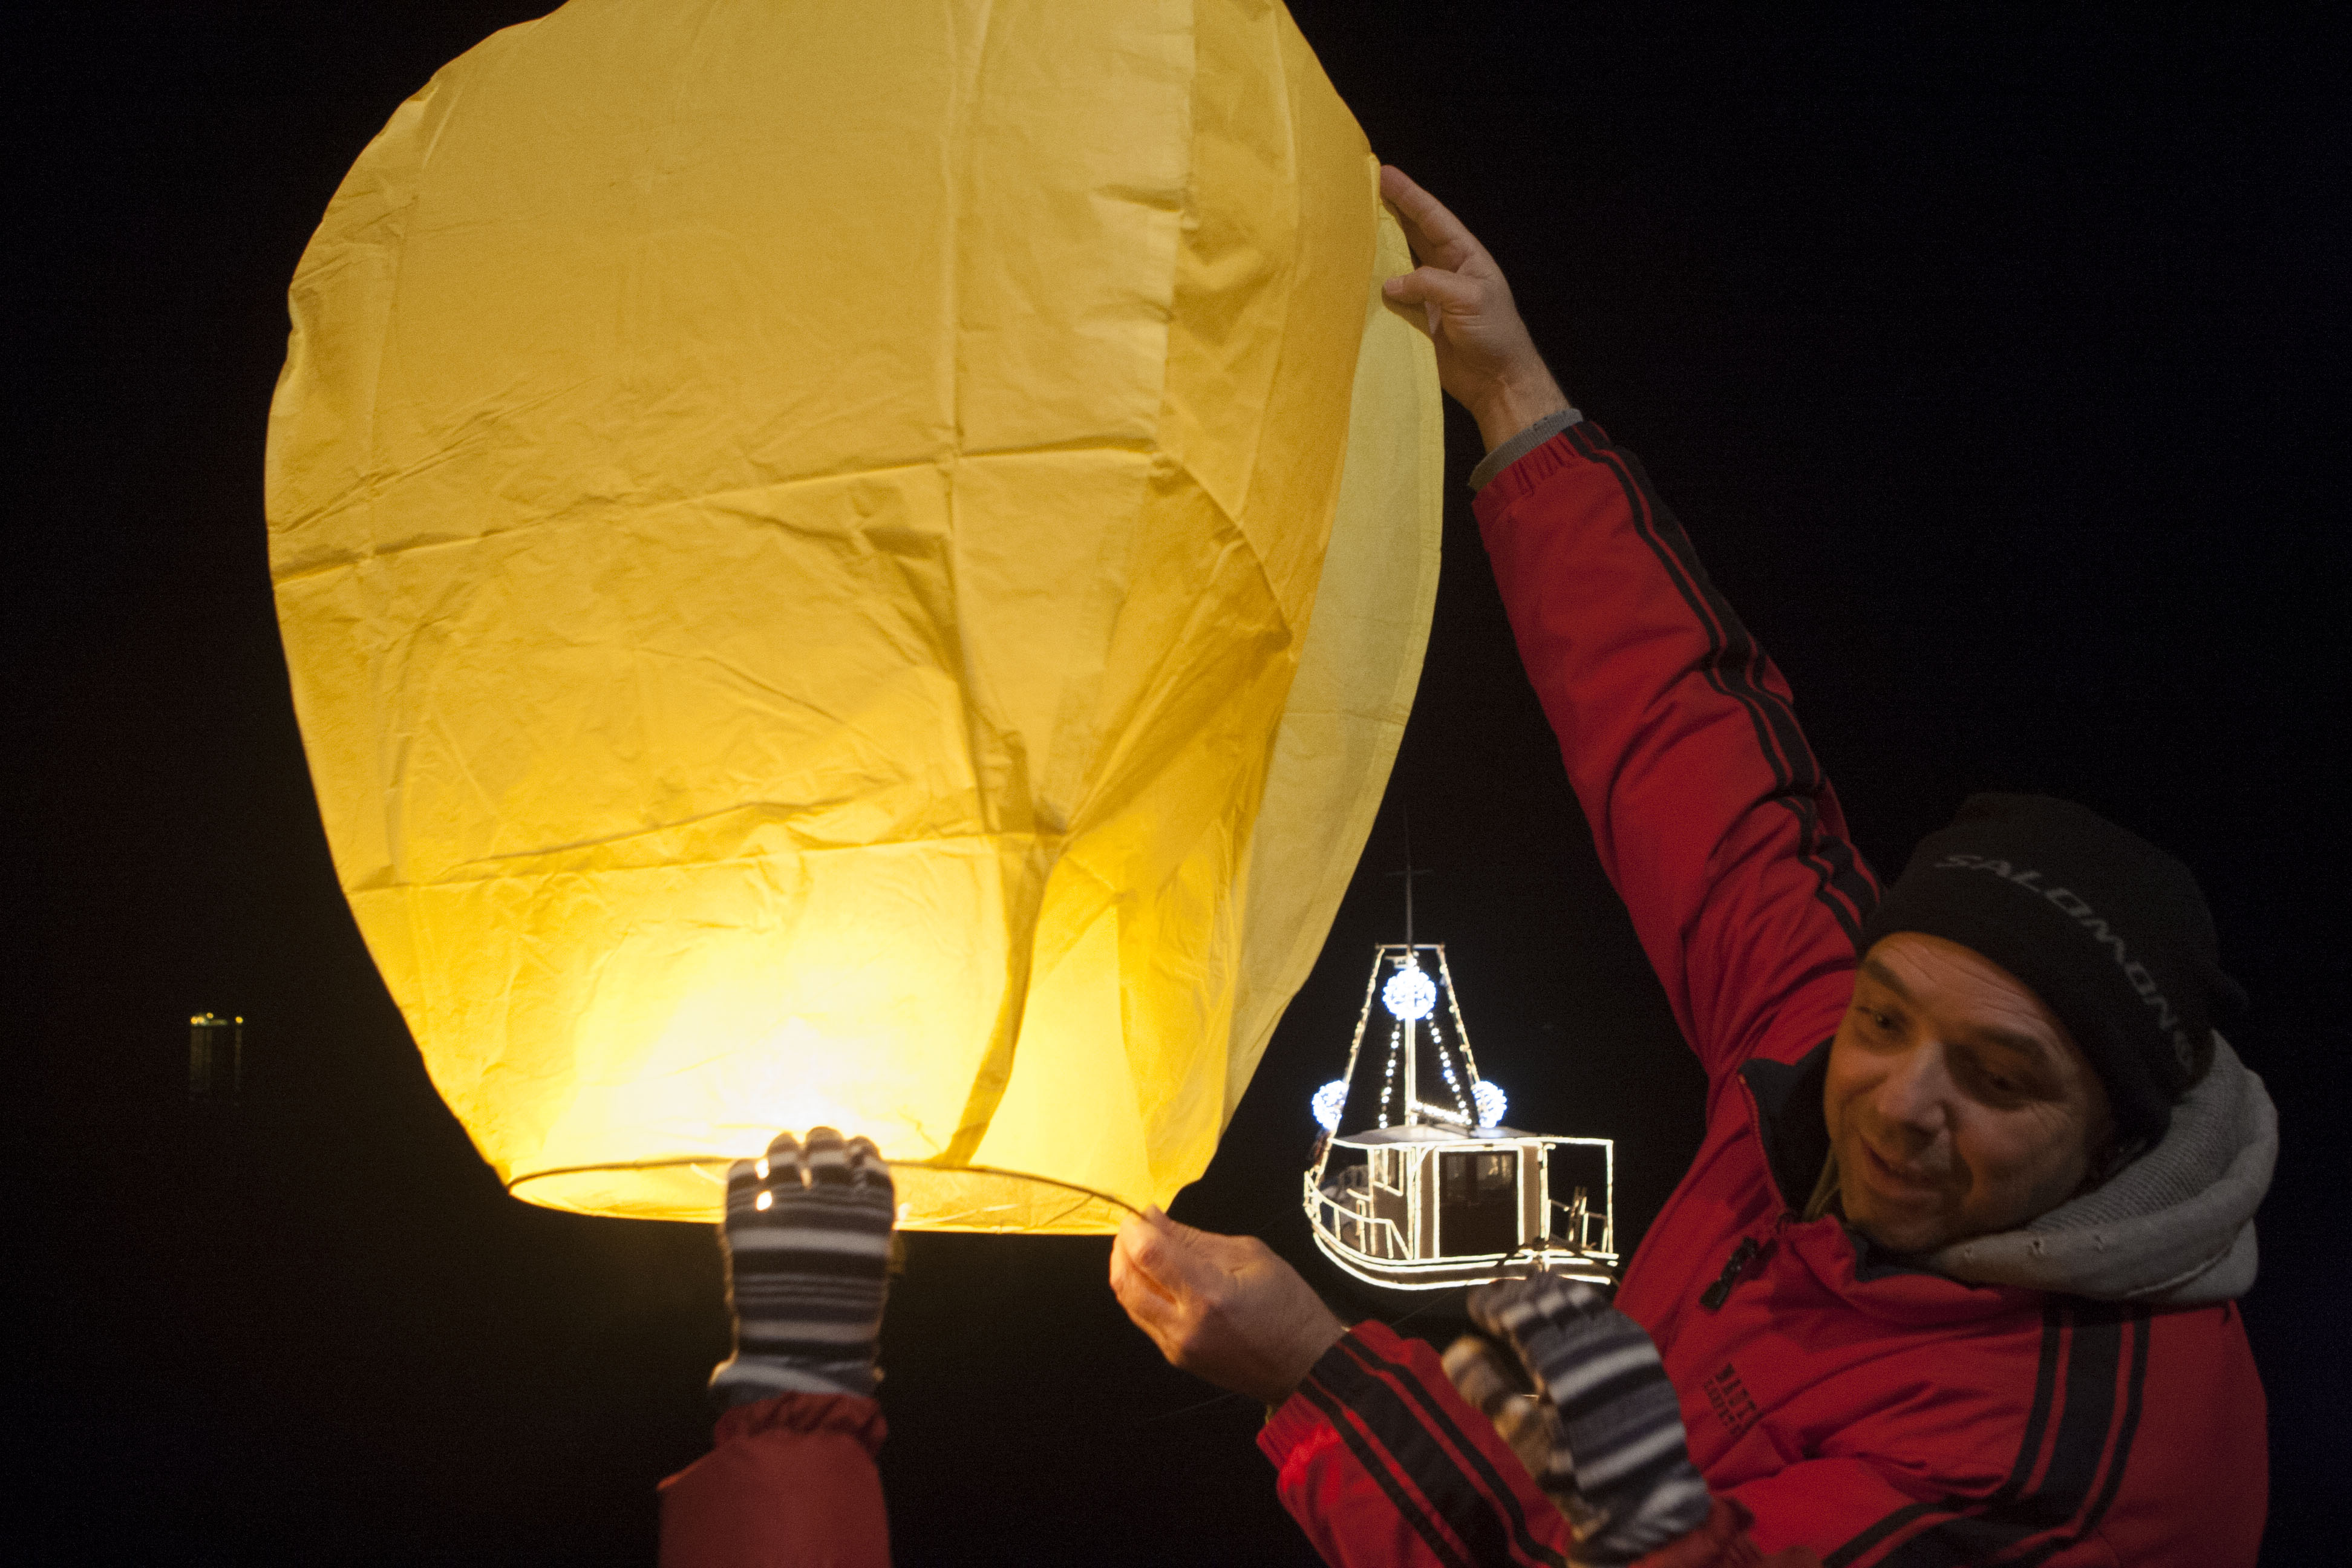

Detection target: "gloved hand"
[1440, 1333, 1559, 1485]
[709, 1127, 895, 1406]
[1451, 1273, 1713, 1565]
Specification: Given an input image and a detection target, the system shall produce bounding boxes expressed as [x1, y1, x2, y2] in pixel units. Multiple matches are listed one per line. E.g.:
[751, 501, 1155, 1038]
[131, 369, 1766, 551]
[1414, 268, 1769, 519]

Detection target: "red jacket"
[1258, 424, 2267, 1566]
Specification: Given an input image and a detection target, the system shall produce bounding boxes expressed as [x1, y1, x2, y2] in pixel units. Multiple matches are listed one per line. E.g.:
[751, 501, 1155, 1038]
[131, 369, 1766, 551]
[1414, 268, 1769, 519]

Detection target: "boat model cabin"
[1303, 942, 1618, 1292]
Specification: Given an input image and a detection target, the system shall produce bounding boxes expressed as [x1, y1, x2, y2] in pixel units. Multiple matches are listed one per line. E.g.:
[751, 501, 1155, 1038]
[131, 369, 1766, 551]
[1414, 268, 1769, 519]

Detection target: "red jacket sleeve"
[658, 1392, 890, 1568]
[1472, 425, 1876, 1080]
[1264, 1323, 1576, 1568]
[1263, 1324, 1819, 1568]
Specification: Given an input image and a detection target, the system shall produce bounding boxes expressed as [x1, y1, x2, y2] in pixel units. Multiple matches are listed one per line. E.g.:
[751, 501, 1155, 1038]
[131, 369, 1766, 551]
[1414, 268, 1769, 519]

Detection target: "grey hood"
[1927, 1034, 2275, 1307]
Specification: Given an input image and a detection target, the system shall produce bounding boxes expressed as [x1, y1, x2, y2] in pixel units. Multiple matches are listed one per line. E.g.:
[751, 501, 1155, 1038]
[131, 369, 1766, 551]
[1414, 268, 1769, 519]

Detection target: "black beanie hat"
[1857, 794, 2245, 1148]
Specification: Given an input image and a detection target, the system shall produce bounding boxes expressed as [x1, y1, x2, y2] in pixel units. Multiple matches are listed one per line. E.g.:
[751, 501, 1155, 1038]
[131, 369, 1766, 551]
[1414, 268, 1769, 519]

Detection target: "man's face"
[1824, 932, 2114, 1255]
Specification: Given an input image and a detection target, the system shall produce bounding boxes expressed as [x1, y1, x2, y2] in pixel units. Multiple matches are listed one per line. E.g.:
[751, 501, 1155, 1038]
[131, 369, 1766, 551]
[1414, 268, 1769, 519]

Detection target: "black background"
[11, 3, 2346, 1563]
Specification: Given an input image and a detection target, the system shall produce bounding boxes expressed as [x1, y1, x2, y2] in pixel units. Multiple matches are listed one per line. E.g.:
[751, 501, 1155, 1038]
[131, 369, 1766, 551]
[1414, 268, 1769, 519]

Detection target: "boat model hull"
[1304, 1123, 1618, 1292]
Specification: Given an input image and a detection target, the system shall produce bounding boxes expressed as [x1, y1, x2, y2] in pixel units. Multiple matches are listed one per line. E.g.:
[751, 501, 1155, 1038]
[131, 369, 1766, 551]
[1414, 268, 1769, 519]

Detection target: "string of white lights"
[1378, 1022, 1401, 1127]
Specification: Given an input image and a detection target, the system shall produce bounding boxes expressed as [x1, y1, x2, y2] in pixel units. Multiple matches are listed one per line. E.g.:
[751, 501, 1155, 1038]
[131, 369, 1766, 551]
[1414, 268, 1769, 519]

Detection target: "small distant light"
[1472, 1080, 1506, 1129]
[754, 1189, 773, 1210]
[1382, 966, 1436, 1022]
[756, 1157, 770, 1178]
[188, 1013, 244, 1103]
[1311, 1079, 1350, 1132]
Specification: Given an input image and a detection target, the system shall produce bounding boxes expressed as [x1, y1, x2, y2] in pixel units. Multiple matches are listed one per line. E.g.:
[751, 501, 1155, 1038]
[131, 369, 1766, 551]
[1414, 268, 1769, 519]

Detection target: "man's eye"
[1968, 1063, 2030, 1100]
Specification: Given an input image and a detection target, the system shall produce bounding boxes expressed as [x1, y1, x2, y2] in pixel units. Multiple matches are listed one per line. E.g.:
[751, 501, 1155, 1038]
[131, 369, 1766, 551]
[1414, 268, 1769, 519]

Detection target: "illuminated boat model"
[1303, 942, 1618, 1291]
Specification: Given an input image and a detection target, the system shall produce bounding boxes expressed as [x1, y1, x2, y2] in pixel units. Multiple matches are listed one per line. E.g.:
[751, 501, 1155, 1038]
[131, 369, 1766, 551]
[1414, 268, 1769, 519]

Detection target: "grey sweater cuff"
[1467, 407, 1583, 493]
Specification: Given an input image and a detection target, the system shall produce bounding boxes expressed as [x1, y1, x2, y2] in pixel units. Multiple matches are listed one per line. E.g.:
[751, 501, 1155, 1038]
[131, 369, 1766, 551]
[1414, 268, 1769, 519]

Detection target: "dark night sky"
[12, 3, 2348, 1563]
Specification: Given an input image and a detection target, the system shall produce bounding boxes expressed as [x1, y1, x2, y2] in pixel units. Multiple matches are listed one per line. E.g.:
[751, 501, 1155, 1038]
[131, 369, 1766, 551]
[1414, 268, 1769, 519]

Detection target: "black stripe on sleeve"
[1563, 423, 1879, 944]
[1294, 1379, 1475, 1568]
[2080, 1308, 2151, 1536]
[1310, 1343, 1566, 1568]
[1871, 1305, 2126, 1567]
[1823, 1503, 1941, 1568]
[2021, 1305, 2128, 1527]
[1822, 1304, 2066, 1568]
[1586, 425, 1879, 938]
[2002, 1302, 2069, 1501]
[1332, 1337, 1572, 1568]
[2013, 1308, 2150, 1568]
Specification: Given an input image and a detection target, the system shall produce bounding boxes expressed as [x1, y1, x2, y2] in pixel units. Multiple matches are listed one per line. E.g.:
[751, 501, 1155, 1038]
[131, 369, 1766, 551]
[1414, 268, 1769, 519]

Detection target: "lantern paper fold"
[266, 0, 1442, 1229]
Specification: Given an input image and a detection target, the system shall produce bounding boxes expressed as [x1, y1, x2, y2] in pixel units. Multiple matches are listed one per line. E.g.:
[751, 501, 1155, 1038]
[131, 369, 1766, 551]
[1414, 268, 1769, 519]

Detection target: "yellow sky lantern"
[264, 0, 1440, 1230]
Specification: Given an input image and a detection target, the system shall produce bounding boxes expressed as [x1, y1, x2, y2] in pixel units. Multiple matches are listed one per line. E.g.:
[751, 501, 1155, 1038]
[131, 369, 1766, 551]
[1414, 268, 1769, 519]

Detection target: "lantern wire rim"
[505, 1155, 1144, 1230]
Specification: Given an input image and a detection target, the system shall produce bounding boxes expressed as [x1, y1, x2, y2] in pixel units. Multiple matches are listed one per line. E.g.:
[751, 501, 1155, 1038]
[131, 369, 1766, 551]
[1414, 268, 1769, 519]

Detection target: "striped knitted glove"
[710, 1127, 895, 1406]
[1441, 1333, 1565, 1488]
[1463, 1273, 1712, 1564]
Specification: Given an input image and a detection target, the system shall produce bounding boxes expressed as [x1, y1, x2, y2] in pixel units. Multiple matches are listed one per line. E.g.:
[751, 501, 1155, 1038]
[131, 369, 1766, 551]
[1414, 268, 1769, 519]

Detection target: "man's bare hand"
[1379, 165, 1570, 452]
[1109, 1207, 1347, 1407]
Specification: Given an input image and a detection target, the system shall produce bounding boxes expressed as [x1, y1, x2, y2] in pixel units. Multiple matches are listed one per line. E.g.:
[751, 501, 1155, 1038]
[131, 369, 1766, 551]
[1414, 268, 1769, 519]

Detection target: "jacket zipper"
[1700, 1208, 1798, 1312]
[1700, 1237, 1759, 1311]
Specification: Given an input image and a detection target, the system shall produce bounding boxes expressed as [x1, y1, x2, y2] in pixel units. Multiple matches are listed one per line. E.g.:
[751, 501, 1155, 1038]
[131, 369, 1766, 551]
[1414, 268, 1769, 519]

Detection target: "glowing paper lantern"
[265, 0, 1440, 1229]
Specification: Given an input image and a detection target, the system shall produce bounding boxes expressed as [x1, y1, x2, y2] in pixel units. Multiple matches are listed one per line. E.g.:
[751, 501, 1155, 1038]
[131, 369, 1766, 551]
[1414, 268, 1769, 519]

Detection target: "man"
[1109, 167, 2275, 1567]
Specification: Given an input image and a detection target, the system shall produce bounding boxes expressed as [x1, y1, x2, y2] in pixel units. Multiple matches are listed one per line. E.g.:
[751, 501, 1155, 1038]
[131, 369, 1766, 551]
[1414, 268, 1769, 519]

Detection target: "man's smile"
[1853, 1137, 1944, 1203]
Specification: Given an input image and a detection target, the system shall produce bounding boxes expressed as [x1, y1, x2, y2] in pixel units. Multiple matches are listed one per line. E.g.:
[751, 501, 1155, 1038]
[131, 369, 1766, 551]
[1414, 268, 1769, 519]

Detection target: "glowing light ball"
[1382, 965, 1438, 1022]
[265, 0, 1440, 1229]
